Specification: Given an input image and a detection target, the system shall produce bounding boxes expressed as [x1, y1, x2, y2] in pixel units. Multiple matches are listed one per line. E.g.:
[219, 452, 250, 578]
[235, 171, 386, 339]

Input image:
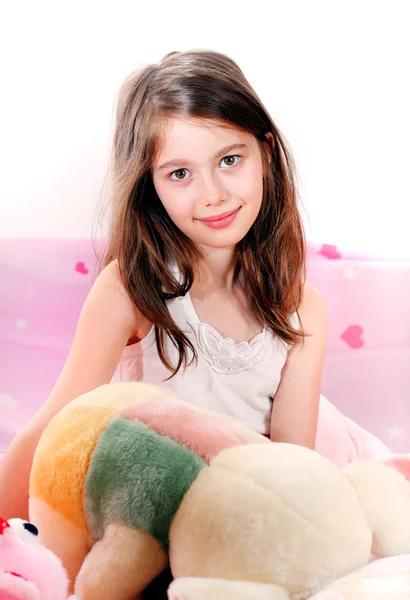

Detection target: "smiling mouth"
[198, 208, 240, 222]
[195, 207, 241, 230]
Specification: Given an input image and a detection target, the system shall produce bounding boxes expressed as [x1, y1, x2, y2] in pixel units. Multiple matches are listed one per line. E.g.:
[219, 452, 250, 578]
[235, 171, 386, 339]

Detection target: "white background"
[1, 0, 409, 257]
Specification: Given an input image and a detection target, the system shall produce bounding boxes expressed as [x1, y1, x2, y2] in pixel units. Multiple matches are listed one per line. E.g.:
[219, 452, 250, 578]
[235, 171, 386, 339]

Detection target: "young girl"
[0, 49, 326, 520]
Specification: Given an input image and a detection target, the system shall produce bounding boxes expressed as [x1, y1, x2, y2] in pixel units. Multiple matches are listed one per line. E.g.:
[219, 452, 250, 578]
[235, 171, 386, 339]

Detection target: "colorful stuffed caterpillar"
[29, 382, 410, 600]
[29, 382, 268, 598]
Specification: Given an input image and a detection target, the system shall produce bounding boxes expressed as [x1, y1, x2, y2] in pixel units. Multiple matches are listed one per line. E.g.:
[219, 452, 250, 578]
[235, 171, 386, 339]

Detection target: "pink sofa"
[0, 239, 409, 458]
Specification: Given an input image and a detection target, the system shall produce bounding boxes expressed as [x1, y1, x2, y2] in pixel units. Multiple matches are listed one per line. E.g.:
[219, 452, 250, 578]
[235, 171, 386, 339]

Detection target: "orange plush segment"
[30, 383, 182, 533]
[30, 405, 117, 533]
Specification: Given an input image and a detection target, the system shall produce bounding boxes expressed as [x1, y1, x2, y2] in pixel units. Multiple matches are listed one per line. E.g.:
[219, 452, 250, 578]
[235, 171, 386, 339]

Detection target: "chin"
[195, 226, 253, 250]
[196, 236, 244, 251]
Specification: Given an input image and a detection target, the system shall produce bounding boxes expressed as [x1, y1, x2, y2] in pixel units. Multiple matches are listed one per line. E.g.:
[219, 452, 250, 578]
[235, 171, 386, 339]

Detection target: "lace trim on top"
[188, 320, 268, 375]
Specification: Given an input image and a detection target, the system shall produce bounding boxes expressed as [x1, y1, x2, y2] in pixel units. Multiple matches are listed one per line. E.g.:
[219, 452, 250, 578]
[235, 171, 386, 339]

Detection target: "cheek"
[157, 186, 194, 223]
[237, 164, 264, 206]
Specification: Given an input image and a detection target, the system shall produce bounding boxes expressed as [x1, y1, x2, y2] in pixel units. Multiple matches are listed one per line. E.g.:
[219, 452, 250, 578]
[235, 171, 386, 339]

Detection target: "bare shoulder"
[87, 260, 142, 336]
[299, 281, 326, 311]
[95, 259, 126, 295]
[298, 281, 327, 333]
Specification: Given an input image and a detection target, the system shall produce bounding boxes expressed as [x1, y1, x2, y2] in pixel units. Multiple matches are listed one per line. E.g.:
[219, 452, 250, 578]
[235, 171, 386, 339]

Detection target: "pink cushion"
[0, 240, 409, 454]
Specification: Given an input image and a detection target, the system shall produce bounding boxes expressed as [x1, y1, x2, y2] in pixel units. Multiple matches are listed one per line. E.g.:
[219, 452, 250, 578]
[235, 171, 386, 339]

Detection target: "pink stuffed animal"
[0, 516, 69, 600]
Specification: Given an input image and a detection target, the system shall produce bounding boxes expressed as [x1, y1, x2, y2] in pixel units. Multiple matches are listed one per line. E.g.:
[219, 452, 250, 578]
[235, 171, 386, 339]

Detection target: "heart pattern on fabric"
[75, 261, 89, 275]
[340, 325, 364, 349]
[319, 244, 342, 260]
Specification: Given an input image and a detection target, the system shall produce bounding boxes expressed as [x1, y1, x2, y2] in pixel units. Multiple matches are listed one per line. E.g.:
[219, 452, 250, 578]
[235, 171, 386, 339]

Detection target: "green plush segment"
[84, 416, 205, 549]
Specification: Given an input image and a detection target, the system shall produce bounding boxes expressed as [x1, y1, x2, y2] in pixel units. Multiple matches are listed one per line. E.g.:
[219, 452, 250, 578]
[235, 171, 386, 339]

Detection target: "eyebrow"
[156, 143, 249, 171]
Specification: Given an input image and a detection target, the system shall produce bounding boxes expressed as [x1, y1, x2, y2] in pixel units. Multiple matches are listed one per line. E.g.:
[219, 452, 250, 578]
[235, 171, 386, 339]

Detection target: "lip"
[198, 208, 240, 223]
[196, 207, 241, 230]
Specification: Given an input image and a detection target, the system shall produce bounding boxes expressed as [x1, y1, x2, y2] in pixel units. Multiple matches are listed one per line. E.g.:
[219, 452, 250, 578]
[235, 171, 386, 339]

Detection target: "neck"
[195, 246, 237, 290]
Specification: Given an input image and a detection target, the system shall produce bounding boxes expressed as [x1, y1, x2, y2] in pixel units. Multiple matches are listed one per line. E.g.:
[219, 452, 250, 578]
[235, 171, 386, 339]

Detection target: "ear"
[263, 132, 274, 164]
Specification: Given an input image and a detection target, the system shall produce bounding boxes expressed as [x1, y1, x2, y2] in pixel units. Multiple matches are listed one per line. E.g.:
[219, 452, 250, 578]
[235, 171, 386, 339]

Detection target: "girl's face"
[152, 117, 267, 251]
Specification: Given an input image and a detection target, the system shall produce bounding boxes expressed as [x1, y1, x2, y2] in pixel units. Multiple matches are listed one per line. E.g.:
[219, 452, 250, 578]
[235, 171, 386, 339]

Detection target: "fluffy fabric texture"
[343, 461, 410, 557]
[74, 522, 168, 599]
[168, 577, 291, 600]
[29, 382, 183, 535]
[309, 554, 410, 599]
[0, 570, 41, 600]
[170, 443, 373, 599]
[122, 397, 268, 463]
[30, 405, 116, 533]
[0, 518, 68, 600]
[28, 382, 410, 600]
[84, 416, 205, 548]
[31, 382, 264, 549]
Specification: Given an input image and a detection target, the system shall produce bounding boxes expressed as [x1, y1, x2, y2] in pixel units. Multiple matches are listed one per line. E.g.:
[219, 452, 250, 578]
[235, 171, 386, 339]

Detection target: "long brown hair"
[103, 49, 306, 376]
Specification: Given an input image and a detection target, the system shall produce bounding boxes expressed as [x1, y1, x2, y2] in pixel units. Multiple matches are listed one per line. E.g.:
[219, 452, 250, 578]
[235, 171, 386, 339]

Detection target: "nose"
[198, 172, 228, 207]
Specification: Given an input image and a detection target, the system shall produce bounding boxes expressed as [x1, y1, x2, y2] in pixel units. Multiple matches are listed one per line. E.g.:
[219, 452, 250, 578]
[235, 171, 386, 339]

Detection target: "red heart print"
[75, 261, 89, 275]
[319, 244, 342, 260]
[341, 325, 364, 349]
[0, 516, 10, 534]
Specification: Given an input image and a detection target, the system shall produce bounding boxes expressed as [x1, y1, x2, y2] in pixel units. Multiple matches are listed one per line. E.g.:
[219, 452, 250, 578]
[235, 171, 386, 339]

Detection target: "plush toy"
[168, 555, 410, 599]
[28, 382, 410, 600]
[310, 554, 410, 599]
[0, 515, 69, 600]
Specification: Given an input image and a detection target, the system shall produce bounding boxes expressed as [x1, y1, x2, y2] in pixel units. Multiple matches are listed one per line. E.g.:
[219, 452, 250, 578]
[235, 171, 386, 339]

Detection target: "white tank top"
[112, 289, 292, 435]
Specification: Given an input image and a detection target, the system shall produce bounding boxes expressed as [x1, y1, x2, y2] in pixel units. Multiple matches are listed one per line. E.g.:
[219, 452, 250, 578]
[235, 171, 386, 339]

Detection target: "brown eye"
[170, 169, 189, 181]
[221, 155, 241, 168]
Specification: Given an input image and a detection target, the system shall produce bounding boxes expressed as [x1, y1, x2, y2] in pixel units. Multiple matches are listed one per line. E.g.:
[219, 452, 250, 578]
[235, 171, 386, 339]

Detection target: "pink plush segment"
[121, 398, 249, 462]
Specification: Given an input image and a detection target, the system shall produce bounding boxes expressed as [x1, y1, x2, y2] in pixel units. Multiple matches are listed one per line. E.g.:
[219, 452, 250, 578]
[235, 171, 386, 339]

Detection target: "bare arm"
[270, 282, 327, 449]
[0, 261, 141, 519]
